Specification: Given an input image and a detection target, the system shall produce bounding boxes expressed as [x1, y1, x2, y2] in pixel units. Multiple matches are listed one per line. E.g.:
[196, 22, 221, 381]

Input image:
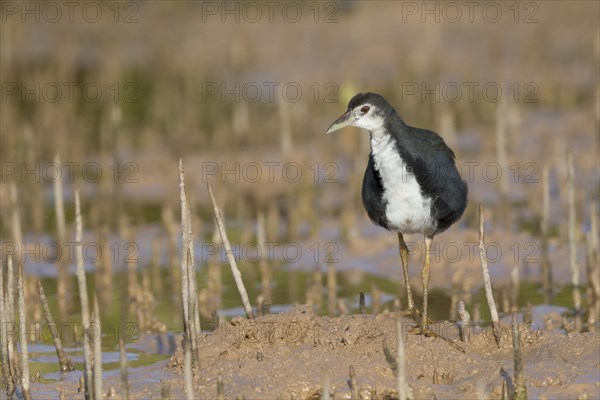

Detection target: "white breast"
[370, 131, 435, 235]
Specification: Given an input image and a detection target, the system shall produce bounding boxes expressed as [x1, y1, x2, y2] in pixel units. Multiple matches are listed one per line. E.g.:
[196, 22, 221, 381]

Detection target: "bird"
[326, 92, 468, 333]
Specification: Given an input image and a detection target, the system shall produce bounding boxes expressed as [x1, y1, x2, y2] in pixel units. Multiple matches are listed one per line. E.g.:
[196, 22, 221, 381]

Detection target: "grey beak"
[326, 110, 353, 134]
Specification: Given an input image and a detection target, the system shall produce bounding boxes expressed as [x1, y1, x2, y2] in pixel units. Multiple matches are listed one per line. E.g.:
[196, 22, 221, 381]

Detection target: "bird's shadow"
[382, 337, 398, 374]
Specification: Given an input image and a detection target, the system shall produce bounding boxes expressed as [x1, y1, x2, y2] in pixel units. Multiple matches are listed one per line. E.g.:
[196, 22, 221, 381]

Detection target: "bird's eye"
[361, 106, 370, 114]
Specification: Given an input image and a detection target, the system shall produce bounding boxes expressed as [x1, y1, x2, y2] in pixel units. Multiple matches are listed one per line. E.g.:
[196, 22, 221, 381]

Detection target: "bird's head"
[326, 92, 395, 134]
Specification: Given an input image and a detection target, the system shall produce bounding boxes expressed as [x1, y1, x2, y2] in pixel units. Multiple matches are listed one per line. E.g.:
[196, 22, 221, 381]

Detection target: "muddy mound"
[166, 306, 598, 399]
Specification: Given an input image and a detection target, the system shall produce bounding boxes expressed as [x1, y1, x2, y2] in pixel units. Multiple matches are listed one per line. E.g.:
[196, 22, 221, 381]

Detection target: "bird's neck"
[369, 128, 393, 152]
[368, 115, 407, 173]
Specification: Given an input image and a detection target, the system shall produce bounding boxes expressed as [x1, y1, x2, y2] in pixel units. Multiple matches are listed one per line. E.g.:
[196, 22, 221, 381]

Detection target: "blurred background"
[0, 0, 599, 364]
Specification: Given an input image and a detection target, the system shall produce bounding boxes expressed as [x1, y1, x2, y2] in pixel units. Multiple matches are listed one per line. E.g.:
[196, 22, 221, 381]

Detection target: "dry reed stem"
[495, 97, 510, 227]
[92, 294, 102, 400]
[396, 316, 408, 400]
[358, 292, 366, 314]
[307, 265, 323, 312]
[52, 155, 66, 239]
[217, 373, 224, 400]
[183, 340, 194, 400]
[207, 179, 255, 319]
[178, 160, 201, 367]
[188, 262, 201, 368]
[150, 237, 162, 294]
[450, 281, 459, 321]
[479, 203, 501, 345]
[567, 151, 582, 331]
[327, 262, 337, 316]
[162, 205, 181, 303]
[585, 233, 599, 331]
[587, 204, 599, 331]
[278, 92, 293, 157]
[10, 183, 23, 267]
[75, 190, 94, 400]
[349, 366, 358, 400]
[97, 224, 113, 310]
[320, 375, 330, 400]
[1, 256, 8, 388]
[502, 286, 510, 314]
[53, 152, 69, 321]
[371, 282, 381, 314]
[257, 212, 271, 300]
[119, 338, 129, 400]
[38, 280, 73, 371]
[6, 254, 16, 398]
[540, 164, 552, 302]
[510, 264, 520, 310]
[473, 302, 481, 324]
[266, 202, 279, 242]
[17, 262, 31, 400]
[458, 300, 470, 343]
[337, 299, 348, 315]
[524, 302, 533, 325]
[512, 314, 528, 400]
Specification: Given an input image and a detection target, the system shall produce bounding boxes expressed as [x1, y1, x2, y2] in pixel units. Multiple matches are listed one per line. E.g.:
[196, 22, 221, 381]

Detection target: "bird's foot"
[406, 325, 466, 353]
[407, 325, 435, 336]
[398, 308, 434, 325]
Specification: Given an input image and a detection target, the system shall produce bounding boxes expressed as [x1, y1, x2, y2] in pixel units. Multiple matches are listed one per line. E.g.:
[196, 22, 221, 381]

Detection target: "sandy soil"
[160, 305, 600, 400]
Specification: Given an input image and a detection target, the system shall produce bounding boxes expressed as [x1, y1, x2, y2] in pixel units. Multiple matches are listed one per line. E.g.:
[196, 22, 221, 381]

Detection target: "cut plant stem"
[567, 151, 582, 332]
[358, 292, 366, 314]
[257, 212, 271, 300]
[207, 179, 255, 319]
[1, 255, 8, 389]
[93, 294, 102, 400]
[179, 160, 201, 368]
[184, 340, 194, 400]
[458, 300, 470, 343]
[349, 366, 359, 400]
[54, 157, 67, 244]
[495, 96, 510, 228]
[38, 280, 74, 371]
[217, 373, 224, 400]
[119, 338, 129, 400]
[479, 202, 501, 345]
[10, 183, 23, 269]
[17, 261, 32, 400]
[5, 254, 16, 398]
[54, 152, 69, 321]
[371, 282, 381, 314]
[327, 262, 337, 316]
[512, 313, 528, 400]
[586, 204, 600, 331]
[320, 375, 330, 400]
[540, 163, 553, 302]
[75, 190, 94, 400]
[396, 316, 408, 400]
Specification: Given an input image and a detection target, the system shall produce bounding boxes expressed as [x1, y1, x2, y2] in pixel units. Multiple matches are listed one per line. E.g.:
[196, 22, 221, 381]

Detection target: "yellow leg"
[398, 233, 415, 310]
[421, 236, 432, 332]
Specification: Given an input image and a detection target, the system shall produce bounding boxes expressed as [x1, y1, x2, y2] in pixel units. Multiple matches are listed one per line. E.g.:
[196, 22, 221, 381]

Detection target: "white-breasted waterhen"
[327, 92, 468, 333]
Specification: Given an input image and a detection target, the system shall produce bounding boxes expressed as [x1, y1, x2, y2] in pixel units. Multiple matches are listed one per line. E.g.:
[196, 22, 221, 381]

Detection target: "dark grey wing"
[361, 154, 390, 230]
[402, 128, 468, 233]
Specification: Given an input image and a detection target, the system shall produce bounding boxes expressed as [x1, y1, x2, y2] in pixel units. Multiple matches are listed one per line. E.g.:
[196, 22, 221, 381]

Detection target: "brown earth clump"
[167, 305, 599, 399]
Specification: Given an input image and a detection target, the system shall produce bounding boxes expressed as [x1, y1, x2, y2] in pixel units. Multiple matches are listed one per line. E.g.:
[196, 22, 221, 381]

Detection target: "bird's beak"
[326, 110, 353, 134]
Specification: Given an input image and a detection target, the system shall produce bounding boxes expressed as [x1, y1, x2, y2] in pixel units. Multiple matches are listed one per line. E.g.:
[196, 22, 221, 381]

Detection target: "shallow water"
[25, 253, 584, 387]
